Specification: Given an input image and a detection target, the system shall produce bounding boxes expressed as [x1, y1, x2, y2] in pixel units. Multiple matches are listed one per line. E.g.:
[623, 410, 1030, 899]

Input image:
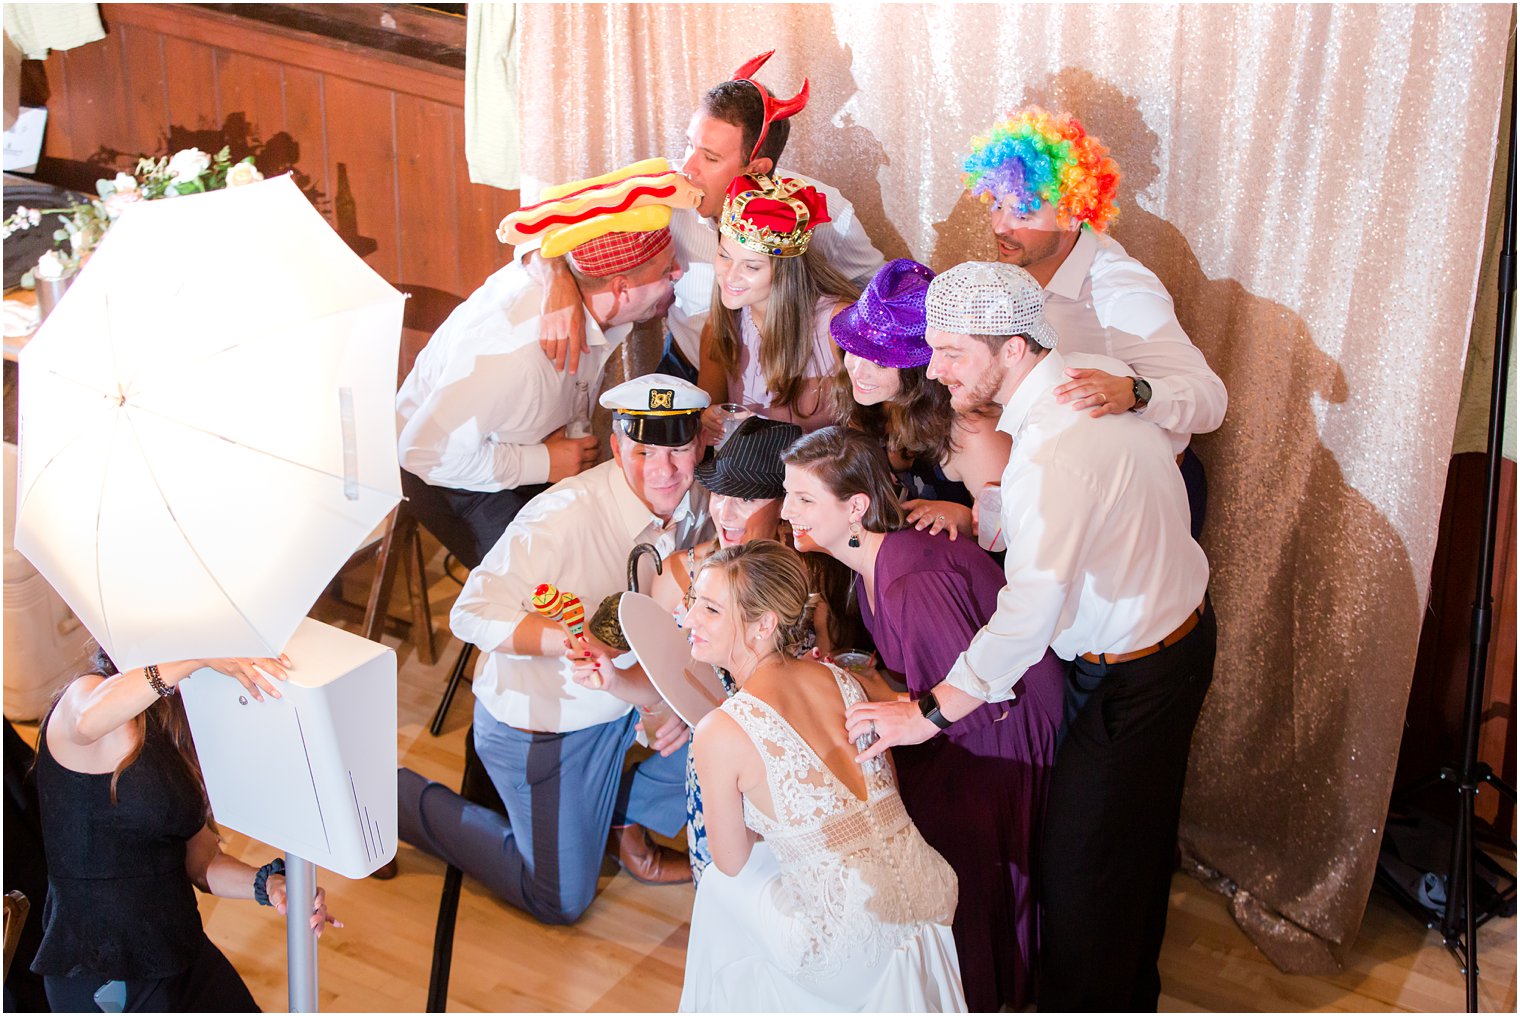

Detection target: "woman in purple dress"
[781, 425, 1065, 1013]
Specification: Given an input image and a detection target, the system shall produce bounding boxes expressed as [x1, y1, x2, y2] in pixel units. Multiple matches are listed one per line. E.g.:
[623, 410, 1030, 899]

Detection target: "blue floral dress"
[685, 753, 711, 883]
[685, 665, 739, 884]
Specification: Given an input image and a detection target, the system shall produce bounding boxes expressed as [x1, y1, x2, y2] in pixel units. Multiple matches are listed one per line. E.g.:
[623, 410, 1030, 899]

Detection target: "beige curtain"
[1452, 33, 1516, 462]
[517, 3, 1513, 972]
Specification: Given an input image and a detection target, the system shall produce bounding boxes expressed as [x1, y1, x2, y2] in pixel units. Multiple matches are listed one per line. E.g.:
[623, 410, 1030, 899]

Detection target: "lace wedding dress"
[679, 665, 966, 1013]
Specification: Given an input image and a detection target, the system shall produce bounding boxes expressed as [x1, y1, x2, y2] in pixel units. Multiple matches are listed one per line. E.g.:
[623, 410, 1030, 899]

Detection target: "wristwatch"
[917, 690, 954, 730]
[1130, 377, 1152, 412]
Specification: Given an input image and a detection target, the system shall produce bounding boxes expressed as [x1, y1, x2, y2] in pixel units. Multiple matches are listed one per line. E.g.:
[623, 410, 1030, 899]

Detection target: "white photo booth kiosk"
[180, 617, 397, 1011]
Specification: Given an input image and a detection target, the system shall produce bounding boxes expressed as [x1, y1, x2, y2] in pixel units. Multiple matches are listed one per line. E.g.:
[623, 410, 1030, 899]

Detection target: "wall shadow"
[785, 39, 912, 265]
[1006, 68, 1424, 971]
[84, 113, 329, 214]
[37, 112, 381, 260]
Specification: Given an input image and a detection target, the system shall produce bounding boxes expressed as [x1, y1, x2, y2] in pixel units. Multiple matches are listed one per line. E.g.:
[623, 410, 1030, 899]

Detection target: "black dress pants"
[1037, 602, 1217, 1013]
[400, 468, 549, 570]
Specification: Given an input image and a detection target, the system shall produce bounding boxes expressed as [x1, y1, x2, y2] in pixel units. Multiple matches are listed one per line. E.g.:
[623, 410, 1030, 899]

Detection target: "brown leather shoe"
[609, 823, 691, 885]
[369, 857, 399, 880]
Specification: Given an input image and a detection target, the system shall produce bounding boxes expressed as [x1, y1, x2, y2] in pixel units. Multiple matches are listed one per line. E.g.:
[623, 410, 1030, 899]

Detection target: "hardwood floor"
[18, 557, 1517, 1012]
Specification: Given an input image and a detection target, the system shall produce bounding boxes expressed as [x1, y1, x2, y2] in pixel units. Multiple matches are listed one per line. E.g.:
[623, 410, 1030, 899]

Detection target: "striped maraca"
[533, 583, 599, 686]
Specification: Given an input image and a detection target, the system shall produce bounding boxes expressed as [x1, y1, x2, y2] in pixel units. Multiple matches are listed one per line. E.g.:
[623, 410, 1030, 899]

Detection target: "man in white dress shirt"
[398, 374, 711, 923]
[845, 263, 1217, 1011]
[963, 107, 1227, 537]
[396, 227, 682, 568]
[527, 51, 884, 379]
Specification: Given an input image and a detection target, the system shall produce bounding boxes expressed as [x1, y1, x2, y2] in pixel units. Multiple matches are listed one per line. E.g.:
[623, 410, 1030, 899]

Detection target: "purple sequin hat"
[829, 259, 936, 369]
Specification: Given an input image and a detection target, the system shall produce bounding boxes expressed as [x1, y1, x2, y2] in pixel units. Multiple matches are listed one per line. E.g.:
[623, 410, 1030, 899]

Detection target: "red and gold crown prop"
[719, 174, 830, 258]
[730, 50, 810, 164]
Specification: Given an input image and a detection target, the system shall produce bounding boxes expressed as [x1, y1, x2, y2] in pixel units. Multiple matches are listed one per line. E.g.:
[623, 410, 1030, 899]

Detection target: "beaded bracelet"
[144, 663, 175, 698]
[253, 857, 286, 907]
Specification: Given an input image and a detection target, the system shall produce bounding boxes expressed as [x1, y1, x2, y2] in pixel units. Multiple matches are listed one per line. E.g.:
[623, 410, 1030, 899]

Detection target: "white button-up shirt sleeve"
[1085, 236, 1227, 438]
[943, 351, 1211, 704]
[448, 512, 550, 657]
[395, 265, 619, 493]
[397, 352, 557, 491]
[942, 447, 1101, 702]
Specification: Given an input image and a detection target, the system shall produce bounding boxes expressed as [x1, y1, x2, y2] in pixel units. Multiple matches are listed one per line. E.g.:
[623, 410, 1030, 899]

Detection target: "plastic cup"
[714, 403, 754, 448]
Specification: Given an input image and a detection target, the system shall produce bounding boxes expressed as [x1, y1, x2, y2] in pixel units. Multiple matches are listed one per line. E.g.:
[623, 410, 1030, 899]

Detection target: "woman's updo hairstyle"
[701, 539, 816, 658]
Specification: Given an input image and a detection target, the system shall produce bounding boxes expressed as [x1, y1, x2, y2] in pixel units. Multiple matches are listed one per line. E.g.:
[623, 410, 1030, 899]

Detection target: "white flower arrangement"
[2, 146, 263, 286]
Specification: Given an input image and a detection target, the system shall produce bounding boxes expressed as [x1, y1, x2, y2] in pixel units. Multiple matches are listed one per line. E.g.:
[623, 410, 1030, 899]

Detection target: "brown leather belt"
[1081, 600, 1206, 666]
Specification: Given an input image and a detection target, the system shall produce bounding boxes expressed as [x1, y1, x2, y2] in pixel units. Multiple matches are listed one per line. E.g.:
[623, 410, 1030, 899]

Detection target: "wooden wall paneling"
[322, 75, 400, 282]
[490, 188, 521, 286]
[161, 35, 219, 135]
[1476, 460, 1516, 830]
[452, 144, 495, 292]
[449, 107, 522, 298]
[451, 108, 491, 294]
[56, 33, 123, 162]
[452, 118, 515, 295]
[394, 92, 460, 295]
[40, 50, 74, 162]
[117, 22, 168, 159]
[215, 51, 288, 159]
[279, 65, 330, 216]
[1398, 453, 1518, 837]
[103, 3, 464, 107]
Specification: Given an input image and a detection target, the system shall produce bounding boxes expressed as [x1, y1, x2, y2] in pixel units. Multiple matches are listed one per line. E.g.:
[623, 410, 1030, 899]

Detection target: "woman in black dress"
[31, 646, 340, 1012]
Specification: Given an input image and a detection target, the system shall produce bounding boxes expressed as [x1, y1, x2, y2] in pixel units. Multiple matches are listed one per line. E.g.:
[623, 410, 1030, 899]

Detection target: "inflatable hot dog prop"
[498, 158, 702, 257]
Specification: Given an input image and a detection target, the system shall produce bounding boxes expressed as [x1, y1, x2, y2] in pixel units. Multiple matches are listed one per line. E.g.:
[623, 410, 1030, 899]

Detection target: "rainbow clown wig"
[962, 108, 1121, 232]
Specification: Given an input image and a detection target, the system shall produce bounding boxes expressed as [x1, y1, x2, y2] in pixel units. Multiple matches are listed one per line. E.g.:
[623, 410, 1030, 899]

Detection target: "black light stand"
[1378, 75, 1519, 1013]
[1439, 86, 1519, 1011]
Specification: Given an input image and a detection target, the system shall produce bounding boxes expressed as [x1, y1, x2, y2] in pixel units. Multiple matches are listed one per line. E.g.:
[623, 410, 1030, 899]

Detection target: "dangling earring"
[848, 521, 861, 549]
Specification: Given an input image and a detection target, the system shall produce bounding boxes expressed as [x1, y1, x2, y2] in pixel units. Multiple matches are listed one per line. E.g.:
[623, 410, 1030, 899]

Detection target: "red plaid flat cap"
[568, 227, 673, 278]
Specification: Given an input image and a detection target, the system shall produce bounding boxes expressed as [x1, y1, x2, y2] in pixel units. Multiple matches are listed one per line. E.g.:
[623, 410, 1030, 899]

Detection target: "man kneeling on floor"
[397, 374, 710, 923]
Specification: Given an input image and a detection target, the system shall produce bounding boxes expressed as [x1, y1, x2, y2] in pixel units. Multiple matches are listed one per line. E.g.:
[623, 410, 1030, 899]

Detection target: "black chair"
[428, 643, 476, 737]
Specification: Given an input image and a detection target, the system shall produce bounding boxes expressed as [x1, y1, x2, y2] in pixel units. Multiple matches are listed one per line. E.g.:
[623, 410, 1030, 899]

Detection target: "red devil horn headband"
[729, 50, 810, 165]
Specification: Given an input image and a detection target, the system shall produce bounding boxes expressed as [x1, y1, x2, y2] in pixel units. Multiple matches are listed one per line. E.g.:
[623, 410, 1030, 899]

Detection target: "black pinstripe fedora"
[694, 416, 802, 499]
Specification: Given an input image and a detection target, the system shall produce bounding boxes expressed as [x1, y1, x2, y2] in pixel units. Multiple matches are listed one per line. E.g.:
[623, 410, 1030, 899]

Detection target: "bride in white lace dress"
[678, 540, 965, 1013]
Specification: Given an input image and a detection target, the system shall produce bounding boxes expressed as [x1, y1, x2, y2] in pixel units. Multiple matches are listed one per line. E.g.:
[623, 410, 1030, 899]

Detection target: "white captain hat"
[599, 373, 709, 446]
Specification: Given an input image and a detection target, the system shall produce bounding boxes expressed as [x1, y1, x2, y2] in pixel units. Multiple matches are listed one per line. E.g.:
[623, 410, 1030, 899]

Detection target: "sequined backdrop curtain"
[516, 3, 1512, 972]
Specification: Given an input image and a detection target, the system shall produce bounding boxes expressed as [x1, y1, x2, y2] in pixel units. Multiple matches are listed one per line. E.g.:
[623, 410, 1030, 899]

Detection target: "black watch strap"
[1130, 376, 1152, 412]
[917, 690, 953, 730]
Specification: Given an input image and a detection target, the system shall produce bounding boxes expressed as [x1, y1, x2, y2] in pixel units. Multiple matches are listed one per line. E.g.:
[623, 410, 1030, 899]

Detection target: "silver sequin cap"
[925, 261, 1059, 349]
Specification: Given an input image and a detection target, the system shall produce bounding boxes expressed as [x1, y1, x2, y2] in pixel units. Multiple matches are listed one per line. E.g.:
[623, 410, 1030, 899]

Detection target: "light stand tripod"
[1380, 79, 1519, 1012]
[1439, 86, 1519, 1011]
